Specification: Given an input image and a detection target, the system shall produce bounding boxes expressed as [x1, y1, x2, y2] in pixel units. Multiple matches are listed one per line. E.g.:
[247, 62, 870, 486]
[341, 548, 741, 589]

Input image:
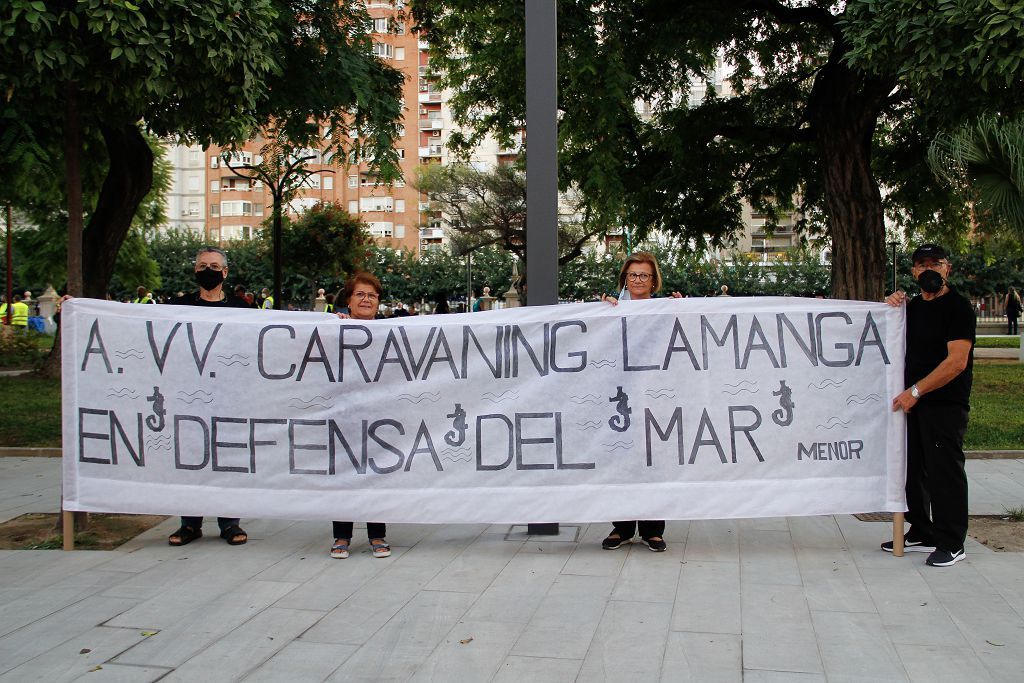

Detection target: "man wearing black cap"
[883, 244, 975, 567]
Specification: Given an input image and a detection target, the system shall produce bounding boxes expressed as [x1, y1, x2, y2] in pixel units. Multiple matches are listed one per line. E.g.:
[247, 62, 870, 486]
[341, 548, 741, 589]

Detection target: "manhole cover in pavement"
[854, 512, 894, 522]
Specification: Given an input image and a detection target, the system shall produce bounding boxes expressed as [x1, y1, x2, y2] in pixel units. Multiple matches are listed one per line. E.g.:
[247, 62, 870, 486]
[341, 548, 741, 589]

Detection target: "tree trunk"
[81, 124, 154, 299]
[808, 52, 895, 301]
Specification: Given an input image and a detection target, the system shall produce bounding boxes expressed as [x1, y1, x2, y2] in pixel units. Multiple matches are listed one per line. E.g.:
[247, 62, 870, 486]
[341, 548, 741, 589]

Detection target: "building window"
[254, 203, 264, 216]
[360, 196, 394, 212]
[394, 47, 405, 61]
[241, 226, 251, 240]
[221, 200, 253, 217]
[189, 150, 200, 165]
[210, 180, 220, 193]
[394, 178, 405, 188]
[372, 43, 393, 59]
[187, 201, 199, 216]
[395, 21, 406, 35]
[210, 156, 220, 168]
[367, 222, 394, 238]
[210, 204, 219, 217]
[395, 199, 405, 213]
[372, 17, 388, 33]
[187, 175, 200, 192]
[304, 174, 321, 189]
[348, 200, 358, 214]
[323, 175, 334, 190]
[397, 149, 405, 159]
[395, 224, 405, 238]
[348, 175, 358, 188]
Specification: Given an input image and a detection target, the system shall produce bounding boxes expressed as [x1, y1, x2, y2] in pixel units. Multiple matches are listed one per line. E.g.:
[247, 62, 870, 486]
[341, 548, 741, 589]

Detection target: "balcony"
[418, 91, 442, 104]
[419, 228, 444, 240]
[418, 40, 429, 50]
[418, 201, 433, 212]
[418, 118, 444, 130]
[418, 144, 443, 158]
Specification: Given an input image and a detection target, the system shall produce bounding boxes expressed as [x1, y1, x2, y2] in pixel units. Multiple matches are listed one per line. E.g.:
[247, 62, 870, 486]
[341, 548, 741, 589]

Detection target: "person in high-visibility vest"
[10, 294, 29, 329]
[132, 285, 155, 304]
[0, 296, 8, 324]
[261, 288, 274, 310]
[324, 293, 335, 313]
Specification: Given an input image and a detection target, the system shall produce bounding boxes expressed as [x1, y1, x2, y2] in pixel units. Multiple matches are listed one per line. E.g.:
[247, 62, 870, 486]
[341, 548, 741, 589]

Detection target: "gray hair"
[195, 246, 228, 266]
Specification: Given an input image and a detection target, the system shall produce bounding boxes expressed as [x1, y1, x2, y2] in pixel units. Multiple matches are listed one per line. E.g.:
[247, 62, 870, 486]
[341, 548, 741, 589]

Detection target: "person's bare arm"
[891, 339, 972, 412]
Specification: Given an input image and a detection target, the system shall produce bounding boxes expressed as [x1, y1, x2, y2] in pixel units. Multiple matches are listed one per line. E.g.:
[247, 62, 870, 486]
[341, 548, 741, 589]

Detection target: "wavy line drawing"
[816, 417, 851, 430]
[441, 447, 472, 459]
[442, 453, 473, 463]
[569, 395, 602, 405]
[176, 390, 213, 405]
[808, 378, 848, 390]
[288, 401, 333, 410]
[106, 388, 139, 399]
[217, 359, 250, 367]
[481, 391, 519, 403]
[589, 359, 617, 368]
[215, 354, 250, 360]
[397, 392, 441, 404]
[293, 395, 331, 402]
[722, 387, 759, 396]
[146, 434, 171, 443]
[145, 436, 172, 450]
[723, 380, 757, 388]
[114, 349, 145, 359]
[603, 440, 634, 452]
[576, 420, 602, 430]
[846, 393, 881, 405]
[645, 388, 677, 399]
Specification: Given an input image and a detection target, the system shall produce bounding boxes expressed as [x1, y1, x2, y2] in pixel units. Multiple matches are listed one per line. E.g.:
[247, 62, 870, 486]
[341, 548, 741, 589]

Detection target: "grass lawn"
[966, 363, 1024, 450]
[0, 363, 1021, 451]
[0, 375, 61, 447]
[976, 337, 1020, 349]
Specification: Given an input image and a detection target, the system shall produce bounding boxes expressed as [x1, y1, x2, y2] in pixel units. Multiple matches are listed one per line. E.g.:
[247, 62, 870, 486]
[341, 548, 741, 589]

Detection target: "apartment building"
[163, 143, 207, 235]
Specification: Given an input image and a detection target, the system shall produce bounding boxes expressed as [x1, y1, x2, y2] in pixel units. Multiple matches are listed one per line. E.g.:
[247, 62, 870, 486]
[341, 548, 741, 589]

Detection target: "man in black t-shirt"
[166, 246, 250, 547]
[884, 244, 975, 567]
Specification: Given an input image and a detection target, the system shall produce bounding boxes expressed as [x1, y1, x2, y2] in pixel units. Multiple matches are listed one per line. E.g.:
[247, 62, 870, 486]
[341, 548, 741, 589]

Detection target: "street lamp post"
[888, 241, 898, 294]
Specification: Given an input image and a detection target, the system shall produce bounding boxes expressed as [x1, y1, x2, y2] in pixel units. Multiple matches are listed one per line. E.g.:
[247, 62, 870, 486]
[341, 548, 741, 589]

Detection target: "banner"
[62, 297, 906, 523]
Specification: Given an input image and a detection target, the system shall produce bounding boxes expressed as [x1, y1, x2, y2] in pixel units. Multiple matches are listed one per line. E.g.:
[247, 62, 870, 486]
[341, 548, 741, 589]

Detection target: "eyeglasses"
[626, 272, 652, 282]
[352, 292, 380, 302]
[196, 263, 225, 272]
[912, 260, 948, 269]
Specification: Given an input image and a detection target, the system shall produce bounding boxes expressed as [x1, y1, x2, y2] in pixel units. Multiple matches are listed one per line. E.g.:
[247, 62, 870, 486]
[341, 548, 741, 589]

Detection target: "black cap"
[911, 243, 947, 263]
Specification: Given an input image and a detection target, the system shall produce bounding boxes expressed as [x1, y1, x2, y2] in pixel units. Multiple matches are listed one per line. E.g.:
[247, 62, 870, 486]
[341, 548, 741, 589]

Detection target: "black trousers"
[333, 521, 386, 540]
[612, 520, 665, 540]
[181, 516, 239, 532]
[905, 403, 969, 552]
[1008, 316, 1019, 335]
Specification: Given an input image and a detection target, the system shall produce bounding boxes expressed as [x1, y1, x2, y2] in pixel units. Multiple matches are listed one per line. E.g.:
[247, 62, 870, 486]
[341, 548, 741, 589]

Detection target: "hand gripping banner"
[62, 297, 906, 523]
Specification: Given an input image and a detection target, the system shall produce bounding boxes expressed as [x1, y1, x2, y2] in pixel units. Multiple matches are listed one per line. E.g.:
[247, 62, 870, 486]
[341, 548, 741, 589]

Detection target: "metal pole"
[525, 0, 560, 536]
[466, 252, 473, 311]
[889, 241, 898, 294]
[5, 205, 12, 325]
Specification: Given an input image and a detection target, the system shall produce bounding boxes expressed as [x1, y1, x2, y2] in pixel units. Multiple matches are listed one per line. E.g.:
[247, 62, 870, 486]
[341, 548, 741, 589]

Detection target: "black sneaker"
[926, 548, 965, 567]
[880, 535, 935, 553]
[602, 534, 630, 550]
[644, 537, 668, 552]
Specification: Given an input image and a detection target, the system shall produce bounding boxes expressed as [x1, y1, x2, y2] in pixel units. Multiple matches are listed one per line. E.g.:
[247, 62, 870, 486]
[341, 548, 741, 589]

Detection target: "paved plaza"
[0, 455, 1022, 682]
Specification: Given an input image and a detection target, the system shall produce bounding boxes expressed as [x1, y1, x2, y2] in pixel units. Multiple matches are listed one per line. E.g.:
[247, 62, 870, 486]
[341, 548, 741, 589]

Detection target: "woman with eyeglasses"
[330, 271, 391, 559]
[600, 251, 681, 552]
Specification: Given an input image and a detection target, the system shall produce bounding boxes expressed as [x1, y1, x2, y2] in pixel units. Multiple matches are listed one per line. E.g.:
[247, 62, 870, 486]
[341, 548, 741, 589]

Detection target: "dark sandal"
[219, 524, 248, 545]
[168, 525, 202, 546]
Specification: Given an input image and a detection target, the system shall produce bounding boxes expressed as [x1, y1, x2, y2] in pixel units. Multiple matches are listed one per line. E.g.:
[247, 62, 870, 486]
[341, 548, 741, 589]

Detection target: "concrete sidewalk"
[1, 456, 1022, 682]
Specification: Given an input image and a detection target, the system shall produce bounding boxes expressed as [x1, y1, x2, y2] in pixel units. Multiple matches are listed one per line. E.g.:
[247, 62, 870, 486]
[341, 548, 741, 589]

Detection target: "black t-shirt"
[167, 291, 251, 308]
[905, 287, 975, 407]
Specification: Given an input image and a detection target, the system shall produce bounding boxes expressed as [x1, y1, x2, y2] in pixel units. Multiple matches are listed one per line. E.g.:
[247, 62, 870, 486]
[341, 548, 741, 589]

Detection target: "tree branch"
[736, 0, 838, 35]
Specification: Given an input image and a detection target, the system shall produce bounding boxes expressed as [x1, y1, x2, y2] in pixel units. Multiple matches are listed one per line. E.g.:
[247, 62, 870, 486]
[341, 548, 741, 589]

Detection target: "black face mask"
[194, 269, 225, 292]
[918, 269, 944, 294]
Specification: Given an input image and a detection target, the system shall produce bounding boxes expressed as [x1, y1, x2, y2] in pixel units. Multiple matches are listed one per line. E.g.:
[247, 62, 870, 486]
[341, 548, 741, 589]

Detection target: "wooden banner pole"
[892, 511, 904, 557]
[62, 510, 74, 551]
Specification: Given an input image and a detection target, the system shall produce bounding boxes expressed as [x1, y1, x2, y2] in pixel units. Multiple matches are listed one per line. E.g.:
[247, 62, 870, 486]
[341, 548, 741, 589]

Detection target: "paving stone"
[577, 600, 672, 681]
[810, 610, 908, 682]
[492, 655, 582, 682]
[243, 640, 358, 682]
[671, 561, 740, 635]
[0, 625, 147, 682]
[661, 631, 741, 683]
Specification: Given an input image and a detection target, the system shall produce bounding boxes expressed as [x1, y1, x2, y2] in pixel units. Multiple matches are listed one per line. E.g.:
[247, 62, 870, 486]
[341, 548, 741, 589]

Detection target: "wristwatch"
[910, 384, 920, 399]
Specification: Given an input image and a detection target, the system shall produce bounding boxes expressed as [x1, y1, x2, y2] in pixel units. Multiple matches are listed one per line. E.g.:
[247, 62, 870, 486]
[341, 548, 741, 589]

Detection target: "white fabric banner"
[62, 296, 906, 523]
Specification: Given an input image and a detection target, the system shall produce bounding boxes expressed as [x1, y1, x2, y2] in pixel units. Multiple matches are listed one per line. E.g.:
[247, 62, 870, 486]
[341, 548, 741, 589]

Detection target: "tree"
[0, 0, 404, 301]
[413, 1, 1024, 300]
[928, 115, 1024, 236]
[414, 162, 609, 286]
[265, 202, 372, 306]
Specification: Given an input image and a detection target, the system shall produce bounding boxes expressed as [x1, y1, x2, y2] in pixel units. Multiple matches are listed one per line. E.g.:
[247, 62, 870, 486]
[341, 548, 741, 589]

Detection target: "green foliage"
[964, 363, 1024, 451]
[0, 330, 50, 369]
[928, 115, 1024, 235]
[264, 203, 373, 304]
[413, 0, 1024, 299]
